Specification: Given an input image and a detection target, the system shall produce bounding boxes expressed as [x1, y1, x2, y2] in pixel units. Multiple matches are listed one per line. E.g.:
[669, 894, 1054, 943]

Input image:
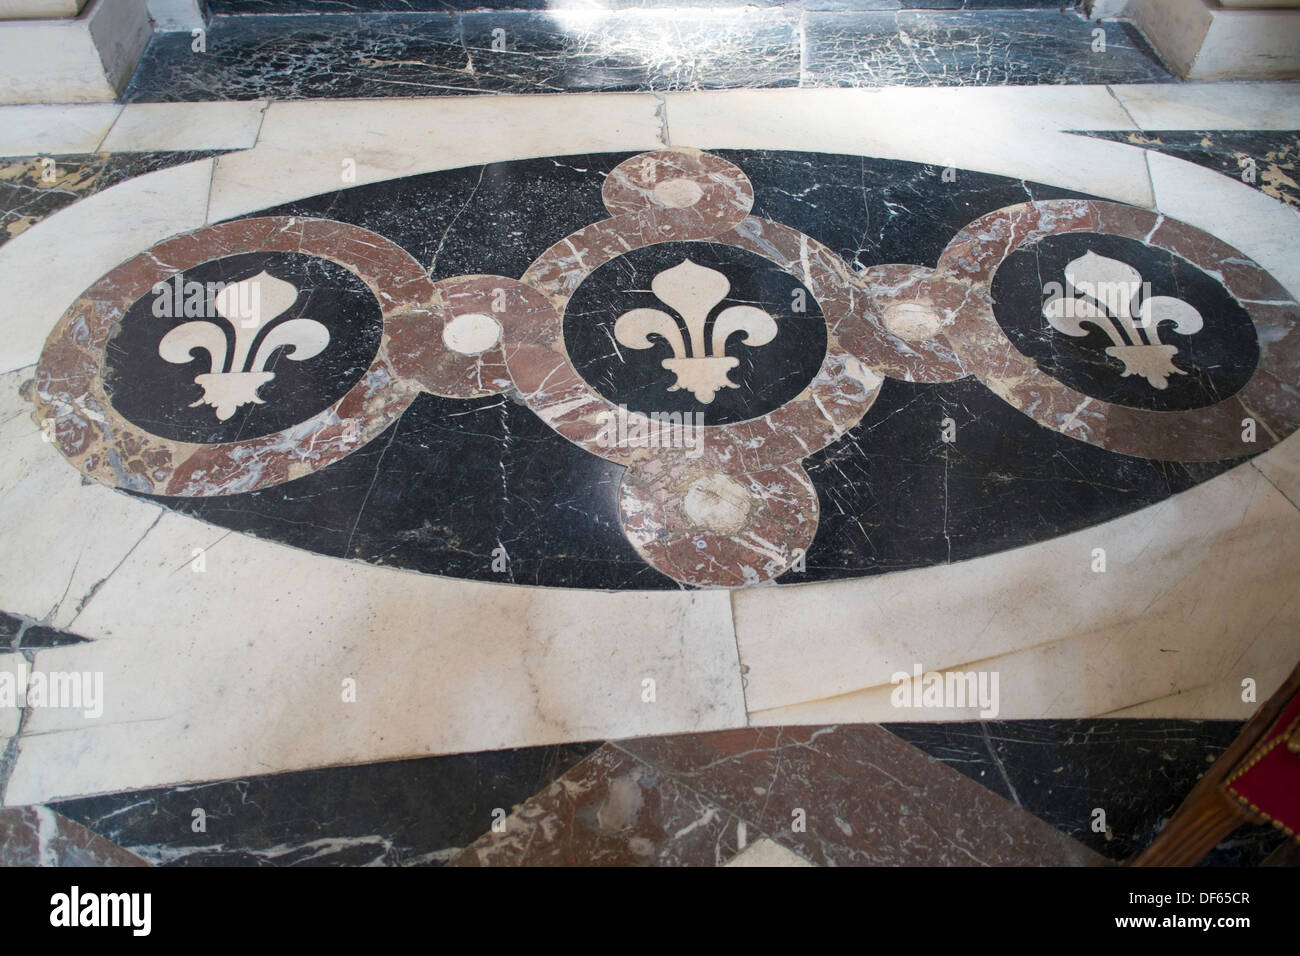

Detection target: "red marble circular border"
[510, 214, 886, 474]
[849, 263, 968, 384]
[936, 199, 1300, 461]
[387, 274, 529, 399]
[620, 458, 818, 588]
[32, 216, 433, 496]
[602, 148, 755, 223]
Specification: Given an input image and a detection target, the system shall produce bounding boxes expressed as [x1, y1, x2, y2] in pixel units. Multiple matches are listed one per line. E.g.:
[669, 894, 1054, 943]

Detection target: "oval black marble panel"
[115, 149, 1269, 589]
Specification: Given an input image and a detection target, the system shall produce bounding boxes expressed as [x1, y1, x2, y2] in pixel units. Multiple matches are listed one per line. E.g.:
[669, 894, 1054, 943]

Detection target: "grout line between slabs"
[251, 100, 271, 149]
[1141, 146, 1157, 211]
[202, 154, 217, 224]
[727, 589, 751, 723]
[1251, 460, 1300, 514]
[1104, 82, 1144, 133]
[90, 106, 125, 154]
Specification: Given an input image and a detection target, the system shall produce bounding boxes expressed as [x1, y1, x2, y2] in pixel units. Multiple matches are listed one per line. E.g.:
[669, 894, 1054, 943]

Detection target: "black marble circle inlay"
[106, 252, 383, 444]
[991, 234, 1259, 412]
[563, 242, 828, 426]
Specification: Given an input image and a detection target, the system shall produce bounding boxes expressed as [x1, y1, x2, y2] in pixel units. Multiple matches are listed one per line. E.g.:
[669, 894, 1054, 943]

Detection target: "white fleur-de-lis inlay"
[1042, 250, 1203, 389]
[613, 258, 778, 403]
[158, 271, 330, 420]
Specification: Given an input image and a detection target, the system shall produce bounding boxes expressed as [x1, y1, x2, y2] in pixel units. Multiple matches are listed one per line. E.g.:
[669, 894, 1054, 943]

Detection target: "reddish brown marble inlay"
[601, 148, 754, 225]
[849, 263, 970, 384]
[620, 456, 818, 588]
[386, 274, 529, 399]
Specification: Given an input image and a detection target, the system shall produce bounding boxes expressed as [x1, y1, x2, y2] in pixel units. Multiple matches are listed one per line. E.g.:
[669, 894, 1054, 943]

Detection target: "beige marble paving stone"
[0, 368, 167, 628]
[662, 87, 1154, 208]
[674, 85, 1141, 134]
[1254, 432, 1300, 508]
[752, 589, 1299, 724]
[1, 502, 745, 805]
[0, 157, 213, 374]
[725, 838, 814, 867]
[206, 93, 667, 223]
[0, 103, 120, 156]
[0, 651, 23, 739]
[735, 461, 1300, 719]
[0, 1, 87, 16]
[1110, 82, 1300, 130]
[99, 101, 268, 153]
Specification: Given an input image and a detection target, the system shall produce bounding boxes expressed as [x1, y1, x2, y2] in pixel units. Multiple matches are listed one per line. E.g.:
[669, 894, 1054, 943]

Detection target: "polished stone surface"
[123, 7, 1171, 102]
[1, 611, 93, 649]
[207, 1, 1070, 10]
[11, 717, 1296, 866]
[449, 743, 756, 866]
[803, 10, 1170, 86]
[451, 728, 1109, 866]
[3, 610, 93, 649]
[615, 727, 1105, 866]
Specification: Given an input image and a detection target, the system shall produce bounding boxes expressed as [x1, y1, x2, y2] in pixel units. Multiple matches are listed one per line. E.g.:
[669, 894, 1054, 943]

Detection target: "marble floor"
[0, 4, 1298, 866]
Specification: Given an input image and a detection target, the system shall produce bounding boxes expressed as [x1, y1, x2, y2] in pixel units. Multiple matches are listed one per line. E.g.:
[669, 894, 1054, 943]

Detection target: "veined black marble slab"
[207, 2, 1070, 13]
[459, 10, 801, 93]
[51, 742, 600, 866]
[803, 10, 1172, 86]
[124, 10, 800, 100]
[1079, 130, 1300, 213]
[91, 149, 1268, 590]
[886, 719, 1290, 866]
[124, 6, 1163, 101]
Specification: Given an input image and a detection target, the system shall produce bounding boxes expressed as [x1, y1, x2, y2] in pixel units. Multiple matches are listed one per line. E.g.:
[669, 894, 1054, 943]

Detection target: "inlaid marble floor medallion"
[27, 148, 1300, 589]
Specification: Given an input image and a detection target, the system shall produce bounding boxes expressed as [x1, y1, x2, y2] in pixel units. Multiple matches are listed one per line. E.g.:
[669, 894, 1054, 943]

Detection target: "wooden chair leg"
[1131, 789, 1247, 867]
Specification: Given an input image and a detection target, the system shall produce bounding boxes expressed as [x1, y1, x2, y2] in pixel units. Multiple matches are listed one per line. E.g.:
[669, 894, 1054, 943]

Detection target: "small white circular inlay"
[683, 473, 753, 534]
[653, 177, 704, 209]
[882, 301, 944, 341]
[442, 312, 502, 355]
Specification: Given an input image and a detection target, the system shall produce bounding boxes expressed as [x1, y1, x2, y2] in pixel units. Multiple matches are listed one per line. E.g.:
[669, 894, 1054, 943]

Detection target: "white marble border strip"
[98, 101, 269, 153]
[1108, 82, 1300, 131]
[0, 82, 1296, 160]
[0, 103, 121, 156]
